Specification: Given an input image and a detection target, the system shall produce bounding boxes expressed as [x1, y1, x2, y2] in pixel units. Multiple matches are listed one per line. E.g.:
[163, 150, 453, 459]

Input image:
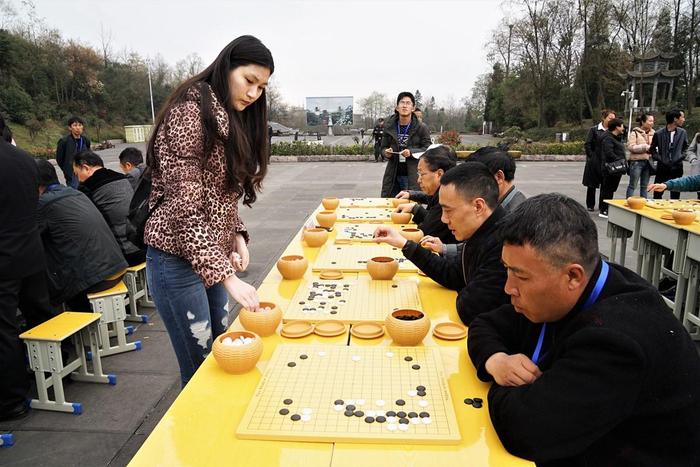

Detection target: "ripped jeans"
[146, 246, 229, 385]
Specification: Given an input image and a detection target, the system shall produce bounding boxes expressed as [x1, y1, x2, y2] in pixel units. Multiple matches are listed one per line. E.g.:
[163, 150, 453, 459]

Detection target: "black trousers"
[0, 271, 55, 412]
[586, 186, 598, 210]
[653, 165, 683, 199]
[600, 173, 623, 214]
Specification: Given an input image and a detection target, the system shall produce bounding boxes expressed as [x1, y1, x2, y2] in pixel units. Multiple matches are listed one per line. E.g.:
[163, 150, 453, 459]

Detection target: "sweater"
[401, 206, 510, 325]
[664, 173, 700, 192]
[468, 261, 700, 466]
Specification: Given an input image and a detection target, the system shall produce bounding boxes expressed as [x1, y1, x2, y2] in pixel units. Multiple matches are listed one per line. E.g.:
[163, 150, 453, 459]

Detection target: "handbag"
[603, 158, 628, 175]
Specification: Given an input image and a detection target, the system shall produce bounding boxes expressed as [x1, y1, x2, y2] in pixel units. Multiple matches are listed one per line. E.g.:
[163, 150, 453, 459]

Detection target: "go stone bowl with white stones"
[239, 302, 283, 337]
[212, 330, 263, 374]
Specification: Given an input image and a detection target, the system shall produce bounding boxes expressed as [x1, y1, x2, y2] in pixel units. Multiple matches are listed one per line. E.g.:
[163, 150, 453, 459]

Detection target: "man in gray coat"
[649, 109, 688, 200]
[73, 151, 145, 266]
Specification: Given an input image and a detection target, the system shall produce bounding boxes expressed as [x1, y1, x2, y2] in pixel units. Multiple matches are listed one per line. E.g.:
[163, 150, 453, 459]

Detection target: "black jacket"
[38, 184, 127, 303]
[600, 132, 626, 165]
[402, 206, 509, 325]
[80, 168, 140, 256]
[582, 125, 604, 187]
[55, 134, 90, 185]
[406, 189, 456, 244]
[380, 114, 432, 197]
[650, 126, 689, 169]
[468, 261, 700, 467]
[0, 142, 45, 279]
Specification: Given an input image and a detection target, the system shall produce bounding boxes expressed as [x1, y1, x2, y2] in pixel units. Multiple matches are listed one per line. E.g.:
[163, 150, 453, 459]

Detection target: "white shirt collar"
[597, 122, 606, 131]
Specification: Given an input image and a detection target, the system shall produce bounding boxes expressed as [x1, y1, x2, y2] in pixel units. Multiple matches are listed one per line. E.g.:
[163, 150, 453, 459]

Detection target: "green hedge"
[456, 141, 584, 155]
[271, 142, 373, 156]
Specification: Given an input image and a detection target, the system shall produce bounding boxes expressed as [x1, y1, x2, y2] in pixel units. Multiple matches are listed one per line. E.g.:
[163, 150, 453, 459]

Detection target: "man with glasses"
[379, 92, 431, 197]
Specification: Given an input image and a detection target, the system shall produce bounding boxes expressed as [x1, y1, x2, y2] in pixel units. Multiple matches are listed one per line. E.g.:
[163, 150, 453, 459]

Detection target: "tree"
[414, 89, 423, 109]
[359, 92, 392, 126]
[173, 53, 203, 83]
[651, 6, 673, 52]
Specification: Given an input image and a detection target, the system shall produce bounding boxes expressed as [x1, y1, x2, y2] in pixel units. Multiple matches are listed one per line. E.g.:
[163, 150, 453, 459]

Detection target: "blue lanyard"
[531, 261, 610, 364]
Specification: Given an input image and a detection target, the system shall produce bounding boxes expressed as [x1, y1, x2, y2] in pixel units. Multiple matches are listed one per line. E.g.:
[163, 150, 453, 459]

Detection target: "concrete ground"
[1, 146, 696, 466]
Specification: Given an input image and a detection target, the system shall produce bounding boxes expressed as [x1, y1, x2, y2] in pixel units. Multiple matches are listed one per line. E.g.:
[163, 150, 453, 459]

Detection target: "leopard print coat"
[145, 84, 248, 288]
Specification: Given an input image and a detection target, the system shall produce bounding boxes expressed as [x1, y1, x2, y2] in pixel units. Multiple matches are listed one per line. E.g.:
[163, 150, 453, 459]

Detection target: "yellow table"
[129, 207, 531, 466]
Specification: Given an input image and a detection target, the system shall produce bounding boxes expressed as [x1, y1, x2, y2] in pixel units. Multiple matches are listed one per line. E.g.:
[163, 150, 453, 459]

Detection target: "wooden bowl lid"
[313, 320, 346, 337]
[433, 321, 467, 340]
[319, 270, 344, 280]
[350, 322, 385, 339]
[280, 321, 314, 338]
[661, 214, 674, 220]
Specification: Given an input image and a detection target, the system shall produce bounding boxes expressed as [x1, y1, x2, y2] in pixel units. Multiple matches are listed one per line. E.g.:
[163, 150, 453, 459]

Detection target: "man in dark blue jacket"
[468, 193, 700, 466]
[0, 116, 54, 420]
[55, 116, 91, 188]
[649, 108, 688, 200]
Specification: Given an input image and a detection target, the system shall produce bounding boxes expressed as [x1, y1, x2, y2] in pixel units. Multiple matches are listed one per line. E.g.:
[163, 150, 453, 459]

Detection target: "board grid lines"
[339, 198, 393, 208]
[312, 243, 418, 273]
[336, 223, 411, 243]
[236, 344, 461, 444]
[283, 277, 422, 323]
[335, 207, 395, 223]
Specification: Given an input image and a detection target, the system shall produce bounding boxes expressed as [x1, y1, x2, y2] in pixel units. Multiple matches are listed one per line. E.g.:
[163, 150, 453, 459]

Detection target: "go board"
[236, 344, 461, 444]
[336, 207, 395, 223]
[339, 197, 393, 208]
[645, 199, 700, 210]
[312, 243, 418, 273]
[283, 277, 422, 323]
[336, 223, 410, 242]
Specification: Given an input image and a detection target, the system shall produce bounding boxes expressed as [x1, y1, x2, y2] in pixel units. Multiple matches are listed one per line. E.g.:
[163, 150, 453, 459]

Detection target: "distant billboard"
[305, 96, 353, 126]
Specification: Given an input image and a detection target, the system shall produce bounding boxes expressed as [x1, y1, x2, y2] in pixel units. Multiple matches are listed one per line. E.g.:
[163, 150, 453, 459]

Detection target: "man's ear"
[565, 264, 587, 291]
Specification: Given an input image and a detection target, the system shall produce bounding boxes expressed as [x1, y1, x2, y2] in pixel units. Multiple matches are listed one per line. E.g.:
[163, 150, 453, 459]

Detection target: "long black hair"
[147, 35, 274, 206]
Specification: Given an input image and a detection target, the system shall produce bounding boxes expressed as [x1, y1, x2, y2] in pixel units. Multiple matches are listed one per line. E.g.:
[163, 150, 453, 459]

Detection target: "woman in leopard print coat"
[144, 36, 274, 384]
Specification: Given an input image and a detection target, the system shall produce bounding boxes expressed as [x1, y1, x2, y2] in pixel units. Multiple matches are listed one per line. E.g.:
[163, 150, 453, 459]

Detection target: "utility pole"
[147, 61, 156, 124]
[506, 24, 514, 76]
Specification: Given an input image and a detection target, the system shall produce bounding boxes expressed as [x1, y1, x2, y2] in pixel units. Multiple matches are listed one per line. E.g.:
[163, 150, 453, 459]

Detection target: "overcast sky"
[29, 0, 506, 108]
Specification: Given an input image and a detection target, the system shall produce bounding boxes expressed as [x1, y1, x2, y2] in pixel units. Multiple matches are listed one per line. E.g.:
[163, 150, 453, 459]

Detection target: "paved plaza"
[1, 147, 696, 466]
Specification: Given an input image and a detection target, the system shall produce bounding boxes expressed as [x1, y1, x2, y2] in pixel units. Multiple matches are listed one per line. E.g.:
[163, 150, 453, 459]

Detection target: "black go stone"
[330, 311, 337, 314]
[283, 399, 293, 405]
[344, 410, 354, 417]
[391, 285, 398, 288]
[416, 385, 426, 391]
[364, 416, 375, 423]
[464, 398, 473, 405]
[412, 364, 421, 370]
[473, 402, 483, 409]
[334, 399, 344, 406]
[376, 416, 387, 423]
[287, 362, 296, 367]
[404, 356, 413, 362]
[473, 397, 483, 403]
[386, 411, 397, 417]
[397, 411, 407, 418]
[291, 414, 301, 421]
[279, 408, 289, 415]
[354, 410, 364, 417]
[408, 412, 418, 418]
[398, 418, 409, 424]
[395, 399, 406, 406]
[417, 391, 426, 397]
[299, 354, 308, 360]
[419, 412, 430, 418]
[346, 404, 356, 411]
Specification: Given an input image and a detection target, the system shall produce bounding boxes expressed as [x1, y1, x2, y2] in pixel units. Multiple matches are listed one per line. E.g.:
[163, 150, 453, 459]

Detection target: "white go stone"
[318, 351, 327, 357]
[346, 399, 355, 405]
[418, 400, 429, 407]
[410, 418, 421, 425]
[375, 400, 385, 407]
[385, 352, 394, 358]
[351, 355, 361, 362]
[407, 390, 417, 397]
[398, 424, 409, 431]
[222, 337, 234, 346]
[302, 408, 312, 415]
[366, 410, 376, 417]
[334, 405, 344, 412]
[375, 410, 385, 417]
[301, 414, 311, 422]
[422, 417, 432, 425]
[387, 424, 398, 432]
[387, 416, 397, 423]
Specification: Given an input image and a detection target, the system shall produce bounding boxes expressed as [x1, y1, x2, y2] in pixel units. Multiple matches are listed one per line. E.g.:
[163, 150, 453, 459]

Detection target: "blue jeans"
[626, 160, 651, 198]
[146, 246, 229, 385]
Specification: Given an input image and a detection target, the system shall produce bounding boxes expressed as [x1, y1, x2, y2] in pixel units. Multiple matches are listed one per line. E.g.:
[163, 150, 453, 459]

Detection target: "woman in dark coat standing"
[379, 92, 432, 197]
[599, 118, 627, 217]
[582, 109, 616, 211]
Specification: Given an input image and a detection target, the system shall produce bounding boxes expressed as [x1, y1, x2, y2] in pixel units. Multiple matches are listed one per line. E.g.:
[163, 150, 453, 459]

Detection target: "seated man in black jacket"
[394, 144, 457, 245]
[36, 159, 128, 311]
[468, 193, 700, 466]
[373, 162, 509, 325]
[73, 151, 144, 266]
